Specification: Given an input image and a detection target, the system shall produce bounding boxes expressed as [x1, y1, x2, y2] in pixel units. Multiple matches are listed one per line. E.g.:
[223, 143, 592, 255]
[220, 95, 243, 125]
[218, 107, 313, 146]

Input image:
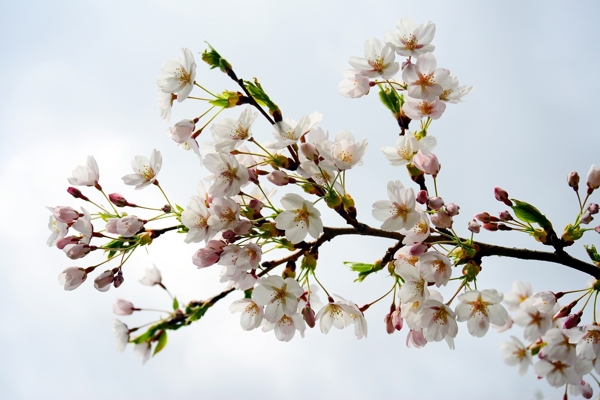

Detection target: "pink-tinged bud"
[192, 240, 226, 268]
[384, 313, 395, 334]
[588, 203, 599, 215]
[409, 243, 428, 256]
[300, 143, 319, 161]
[413, 150, 440, 176]
[391, 307, 403, 331]
[553, 300, 578, 319]
[67, 187, 89, 201]
[51, 206, 80, 223]
[494, 187, 513, 207]
[113, 299, 136, 315]
[106, 216, 144, 237]
[58, 267, 87, 291]
[475, 212, 491, 223]
[431, 210, 452, 229]
[562, 311, 582, 329]
[169, 119, 195, 144]
[416, 190, 428, 204]
[498, 211, 513, 222]
[581, 212, 594, 225]
[497, 224, 512, 231]
[63, 244, 92, 260]
[482, 222, 498, 231]
[113, 272, 124, 288]
[301, 305, 316, 328]
[428, 196, 444, 211]
[581, 381, 593, 399]
[109, 193, 135, 208]
[595, 226, 600, 233]
[222, 230, 236, 241]
[267, 170, 290, 186]
[233, 219, 252, 235]
[587, 165, 600, 190]
[568, 171, 580, 190]
[468, 220, 481, 233]
[94, 270, 115, 292]
[247, 167, 259, 184]
[446, 203, 460, 216]
[56, 235, 80, 250]
[248, 199, 263, 212]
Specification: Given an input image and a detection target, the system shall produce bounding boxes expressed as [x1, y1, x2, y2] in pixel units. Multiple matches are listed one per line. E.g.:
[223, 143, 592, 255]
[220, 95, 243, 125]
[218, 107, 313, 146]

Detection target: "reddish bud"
[428, 196, 444, 211]
[588, 203, 599, 215]
[581, 212, 594, 225]
[302, 304, 316, 328]
[562, 311, 582, 329]
[445, 203, 460, 216]
[475, 212, 491, 223]
[498, 211, 513, 222]
[300, 143, 319, 161]
[494, 187, 513, 207]
[109, 193, 135, 207]
[468, 220, 481, 233]
[553, 300, 578, 319]
[568, 171, 580, 190]
[482, 223, 498, 231]
[384, 313, 395, 334]
[67, 187, 89, 201]
[409, 243, 428, 256]
[497, 224, 512, 231]
[416, 190, 428, 205]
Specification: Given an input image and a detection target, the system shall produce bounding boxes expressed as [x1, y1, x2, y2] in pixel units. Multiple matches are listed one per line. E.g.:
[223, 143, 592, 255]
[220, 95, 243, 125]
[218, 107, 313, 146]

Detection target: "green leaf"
[244, 79, 281, 117]
[585, 244, 600, 263]
[510, 199, 552, 229]
[378, 86, 402, 114]
[201, 44, 232, 73]
[153, 331, 168, 356]
[188, 304, 209, 322]
[172, 297, 179, 311]
[344, 261, 374, 273]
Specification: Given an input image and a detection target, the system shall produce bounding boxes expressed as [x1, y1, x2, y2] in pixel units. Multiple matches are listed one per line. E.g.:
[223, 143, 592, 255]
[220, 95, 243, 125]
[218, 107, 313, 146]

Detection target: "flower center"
[234, 123, 249, 140]
[294, 208, 309, 228]
[367, 56, 384, 72]
[393, 203, 409, 221]
[417, 101, 434, 115]
[401, 35, 418, 50]
[175, 67, 191, 84]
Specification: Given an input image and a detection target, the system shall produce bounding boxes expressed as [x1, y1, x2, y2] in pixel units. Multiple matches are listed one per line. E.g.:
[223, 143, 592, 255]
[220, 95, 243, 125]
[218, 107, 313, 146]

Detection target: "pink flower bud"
[222, 230, 236, 240]
[300, 143, 319, 161]
[588, 203, 599, 215]
[56, 236, 80, 250]
[192, 240, 226, 268]
[446, 203, 460, 216]
[475, 212, 491, 223]
[106, 216, 144, 237]
[248, 199, 263, 212]
[494, 187, 513, 207]
[233, 219, 252, 235]
[113, 272, 124, 288]
[581, 212, 594, 225]
[302, 304, 316, 328]
[413, 150, 440, 176]
[247, 168, 259, 184]
[384, 313, 395, 334]
[553, 300, 577, 319]
[482, 222, 498, 231]
[391, 307, 403, 331]
[170, 119, 195, 144]
[428, 196, 444, 211]
[67, 187, 89, 201]
[109, 193, 135, 207]
[595, 226, 600, 233]
[267, 170, 290, 186]
[51, 206, 80, 223]
[568, 171, 580, 190]
[63, 244, 92, 260]
[113, 299, 136, 315]
[58, 267, 87, 291]
[468, 220, 481, 233]
[409, 243, 428, 256]
[416, 190, 428, 204]
[581, 381, 593, 399]
[498, 211, 513, 221]
[497, 224, 512, 231]
[431, 210, 452, 229]
[562, 311, 582, 329]
[587, 165, 600, 190]
[94, 270, 115, 292]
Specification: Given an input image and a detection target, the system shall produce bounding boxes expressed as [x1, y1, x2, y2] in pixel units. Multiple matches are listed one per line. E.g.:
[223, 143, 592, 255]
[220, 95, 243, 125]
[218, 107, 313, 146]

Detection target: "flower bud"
[51, 206, 80, 223]
[468, 220, 481, 233]
[94, 270, 115, 292]
[497, 224, 512, 231]
[588, 203, 599, 215]
[581, 381, 593, 399]
[192, 240, 226, 268]
[475, 212, 491, 223]
[222, 230, 237, 241]
[482, 222, 498, 231]
[494, 187, 513, 207]
[568, 171, 580, 190]
[67, 187, 89, 201]
[109, 193, 134, 208]
[302, 304, 316, 328]
[233, 220, 252, 235]
[445, 203, 460, 216]
[267, 170, 290, 186]
[416, 190, 428, 205]
[391, 307, 403, 331]
[428, 196, 444, 211]
[581, 212, 594, 225]
[562, 311, 582, 329]
[58, 267, 87, 291]
[247, 167, 259, 184]
[413, 150, 440, 176]
[596, 226, 600, 234]
[587, 165, 600, 190]
[248, 199, 263, 212]
[553, 300, 577, 319]
[431, 210, 452, 229]
[409, 243, 428, 257]
[113, 271, 124, 288]
[300, 142, 319, 162]
[170, 119, 195, 144]
[56, 236, 80, 250]
[113, 299, 136, 315]
[64, 244, 92, 260]
[498, 211, 513, 222]
[384, 313, 395, 334]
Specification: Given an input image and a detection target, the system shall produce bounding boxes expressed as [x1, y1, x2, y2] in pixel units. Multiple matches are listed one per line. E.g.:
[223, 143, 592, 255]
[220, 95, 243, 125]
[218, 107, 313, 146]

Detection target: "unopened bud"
[482, 222, 498, 231]
[409, 243, 428, 257]
[475, 212, 491, 223]
[248, 199, 263, 212]
[446, 203, 460, 216]
[302, 305, 316, 328]
[247, 167, 259, 184]
[562, 311, 582, 329]
[109, 193, 134, 207]
[498, 211, 513, 222]
[568, 171, 580, 190]
[494, 187, 513, 207]
[428, 196, 444, 211]
[468, 220, 481, 234]
[416, 190, 428, 205]
[384, 313, 395, 335]
[94, 270, 115, 292]
[267, 170, 291, 186]
[431, 210, 452, 229]
[581, 212, 594, 225]
[497, 224, 512, 231]
[67, 187, 89, 201]
[113, 271, 124, 288]
[553, 300, 578, 319]
[588, 203, 599, 215]
[300, 143, 319, 161]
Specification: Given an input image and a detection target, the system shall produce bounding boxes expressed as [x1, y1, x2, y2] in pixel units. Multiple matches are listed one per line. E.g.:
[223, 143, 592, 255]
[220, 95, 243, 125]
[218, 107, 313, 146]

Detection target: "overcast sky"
[2, 1, 600, 399]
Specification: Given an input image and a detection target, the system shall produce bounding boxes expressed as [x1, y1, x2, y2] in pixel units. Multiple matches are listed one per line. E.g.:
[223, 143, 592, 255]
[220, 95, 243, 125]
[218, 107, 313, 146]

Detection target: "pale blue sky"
[2, 1, 600, 399]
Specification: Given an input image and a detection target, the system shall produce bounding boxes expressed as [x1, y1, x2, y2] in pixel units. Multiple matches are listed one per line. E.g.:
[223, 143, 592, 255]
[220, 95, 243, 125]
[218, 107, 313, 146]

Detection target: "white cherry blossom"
[181, 195, 214, 243]
[396, 263, 429, 304]
[275, 193, 323, 244]
[58, 267, 87, 291]
[513, 303, 552, 341]
[261, 313, 306, 342]
[338, 69, 370, 98]
[331, 130, 368, 171]
[112, 320, 129, 352]
[157, 89, 175, 122]
[455, 289, 508, 338]
[271, 112, 322, 149]
[156, 48, 196, 102]
[133, 342, 152, 365]
[47, 215, 68, 246]
[139, 265, 162, 286]
[402, 97, 446, 120]
[402, 53, 451, 101]
[252, 276, 304, 323]
[417, 251, 452, 287]
[122, 149, 162, 190]
[399, 208, 430, 245]
[416, 299, 457, 349]
[372, 180, 420, 232]
[211, 107, 258, 152]
[348, 38, 399, 79]
[504, 280, 533, 311]
[207, 197, 240, 231]
[203, 153, 249, 198]
[229, 298, 264, 331]
[68, 155, 99, 187]
[499, 336, 532, 376]
[534, 358, 581, 388]
[385, 17, 436, 57]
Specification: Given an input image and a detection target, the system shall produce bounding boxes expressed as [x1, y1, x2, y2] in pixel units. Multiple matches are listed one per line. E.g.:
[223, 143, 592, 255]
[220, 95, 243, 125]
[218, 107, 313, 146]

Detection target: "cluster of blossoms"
[47, 16, 600, 397]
